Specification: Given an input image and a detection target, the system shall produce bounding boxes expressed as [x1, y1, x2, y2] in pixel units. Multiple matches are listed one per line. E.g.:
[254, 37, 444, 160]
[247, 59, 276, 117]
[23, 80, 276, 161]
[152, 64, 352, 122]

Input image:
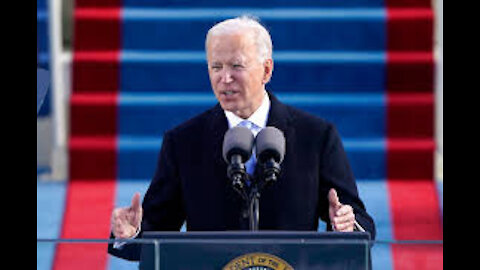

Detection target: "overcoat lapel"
[208, 104, 229, 167]
[266, 92, 292, 132]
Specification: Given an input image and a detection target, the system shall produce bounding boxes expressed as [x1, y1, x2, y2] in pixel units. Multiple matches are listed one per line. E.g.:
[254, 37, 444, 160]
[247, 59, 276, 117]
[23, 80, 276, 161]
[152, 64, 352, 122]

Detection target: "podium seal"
[223, 252, 294, 270]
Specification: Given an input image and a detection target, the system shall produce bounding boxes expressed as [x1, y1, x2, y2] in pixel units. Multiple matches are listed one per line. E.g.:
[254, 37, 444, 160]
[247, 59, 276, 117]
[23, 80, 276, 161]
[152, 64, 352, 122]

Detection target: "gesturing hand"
[328, 188, 355, 232]
[111, 192, 143, 239]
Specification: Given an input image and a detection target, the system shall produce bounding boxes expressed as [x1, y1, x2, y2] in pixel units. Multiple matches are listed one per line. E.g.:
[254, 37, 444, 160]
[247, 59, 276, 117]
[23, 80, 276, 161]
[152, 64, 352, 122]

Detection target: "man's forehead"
[209, 56, 246, 64]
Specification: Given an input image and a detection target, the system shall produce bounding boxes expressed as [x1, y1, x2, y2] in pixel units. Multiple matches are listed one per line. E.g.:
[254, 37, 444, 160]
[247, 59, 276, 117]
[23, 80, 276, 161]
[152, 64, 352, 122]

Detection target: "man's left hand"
[328, 188, 355, 232]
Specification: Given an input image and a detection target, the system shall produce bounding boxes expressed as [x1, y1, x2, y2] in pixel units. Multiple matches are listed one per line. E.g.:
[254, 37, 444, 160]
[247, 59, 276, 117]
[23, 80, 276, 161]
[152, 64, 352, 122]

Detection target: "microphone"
[222, 126, 255, 194]
[255, 127, 286, 184]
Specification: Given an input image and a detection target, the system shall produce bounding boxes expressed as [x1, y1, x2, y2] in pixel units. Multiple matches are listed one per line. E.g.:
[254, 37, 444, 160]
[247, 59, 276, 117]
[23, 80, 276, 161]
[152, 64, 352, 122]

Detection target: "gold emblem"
[223, 252, 294, 270]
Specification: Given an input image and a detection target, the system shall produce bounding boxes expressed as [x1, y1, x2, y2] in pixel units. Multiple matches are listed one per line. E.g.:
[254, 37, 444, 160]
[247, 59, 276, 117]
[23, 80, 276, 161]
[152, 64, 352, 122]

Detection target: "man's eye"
[211, 65, 222, 71]
[233, 64, 243, 69]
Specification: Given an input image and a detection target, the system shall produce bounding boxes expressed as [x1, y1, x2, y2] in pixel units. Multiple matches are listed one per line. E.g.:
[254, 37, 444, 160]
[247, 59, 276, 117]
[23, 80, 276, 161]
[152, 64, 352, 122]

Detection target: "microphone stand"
[248, 184, 260, 231]
[228, 158, 280, 231]
[226, 157, 260, 230]
[248, 159, 280, 231]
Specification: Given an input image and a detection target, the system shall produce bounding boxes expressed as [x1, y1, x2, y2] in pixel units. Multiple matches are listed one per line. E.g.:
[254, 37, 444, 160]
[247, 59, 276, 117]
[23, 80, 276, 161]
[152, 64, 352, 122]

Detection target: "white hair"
[205, 15, 273, 63]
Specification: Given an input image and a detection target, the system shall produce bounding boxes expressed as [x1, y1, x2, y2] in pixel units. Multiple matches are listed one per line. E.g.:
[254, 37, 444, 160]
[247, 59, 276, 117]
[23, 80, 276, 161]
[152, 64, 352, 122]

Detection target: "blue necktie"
[237, 120, 260, 180]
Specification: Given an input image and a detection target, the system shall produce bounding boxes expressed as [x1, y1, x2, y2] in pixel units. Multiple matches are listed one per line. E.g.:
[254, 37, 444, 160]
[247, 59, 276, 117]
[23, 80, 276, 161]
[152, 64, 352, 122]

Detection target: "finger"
[113, 207, 128, 222]
[328, 188, 341, 208]
[130, 193, 143, 226]
[336, 204, 353, 217]
[120, 226, 137, 238]
[113, 222, 123, 235]
[130, 192, 141, 212]
[111, 208, 125, 229]
[113, 214, 138, 238]
[334, 212, 355, 225]
[113, 220, 126, 238]
[127, 207, 142, 227]
[334, 221, 355, 232]
[133, 207, 143, 226]
[112, 207, 125, 218]
[113, 208, 133, 228]
[115, 226, 136, 239]
[116, 211, 132, 230]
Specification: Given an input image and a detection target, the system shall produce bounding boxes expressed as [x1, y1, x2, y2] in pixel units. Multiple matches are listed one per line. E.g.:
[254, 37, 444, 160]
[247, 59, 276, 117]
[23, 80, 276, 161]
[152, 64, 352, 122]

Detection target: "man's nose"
[221, 69, 233, 84]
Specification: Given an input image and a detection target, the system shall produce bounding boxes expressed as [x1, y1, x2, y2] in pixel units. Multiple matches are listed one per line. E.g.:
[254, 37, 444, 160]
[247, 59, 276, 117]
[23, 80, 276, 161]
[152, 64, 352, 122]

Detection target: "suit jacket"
[108, 92, 375, 261]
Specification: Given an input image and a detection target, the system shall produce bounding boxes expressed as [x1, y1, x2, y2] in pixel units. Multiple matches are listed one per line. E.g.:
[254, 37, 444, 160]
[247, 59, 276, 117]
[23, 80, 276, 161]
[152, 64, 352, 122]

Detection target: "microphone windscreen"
[255, 127, 286, 164]
[222, 126, 255, 163]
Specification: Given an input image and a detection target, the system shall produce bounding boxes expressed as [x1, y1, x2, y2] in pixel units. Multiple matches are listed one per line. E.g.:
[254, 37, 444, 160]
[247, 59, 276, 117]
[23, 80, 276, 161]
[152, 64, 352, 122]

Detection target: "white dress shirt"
[225, 91, 270, 177]
[224, 90, 271, 134]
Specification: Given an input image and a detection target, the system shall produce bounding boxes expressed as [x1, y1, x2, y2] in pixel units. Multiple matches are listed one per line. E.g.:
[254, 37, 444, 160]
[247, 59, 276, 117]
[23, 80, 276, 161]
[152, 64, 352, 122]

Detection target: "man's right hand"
[111, 192, 143, 239]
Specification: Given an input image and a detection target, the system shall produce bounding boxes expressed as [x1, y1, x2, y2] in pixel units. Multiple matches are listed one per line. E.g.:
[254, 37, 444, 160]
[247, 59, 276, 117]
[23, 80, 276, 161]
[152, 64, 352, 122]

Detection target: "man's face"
[206, 31, 272, 119]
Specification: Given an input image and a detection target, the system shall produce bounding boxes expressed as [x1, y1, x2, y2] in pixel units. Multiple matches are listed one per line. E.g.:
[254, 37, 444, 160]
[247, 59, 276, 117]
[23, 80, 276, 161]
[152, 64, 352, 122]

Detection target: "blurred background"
[37, 0, 443, 269]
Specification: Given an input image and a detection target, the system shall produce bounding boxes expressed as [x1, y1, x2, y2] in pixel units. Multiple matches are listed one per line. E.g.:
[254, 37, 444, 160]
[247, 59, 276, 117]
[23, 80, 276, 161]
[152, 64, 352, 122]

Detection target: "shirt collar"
[224, 91, 270, 129]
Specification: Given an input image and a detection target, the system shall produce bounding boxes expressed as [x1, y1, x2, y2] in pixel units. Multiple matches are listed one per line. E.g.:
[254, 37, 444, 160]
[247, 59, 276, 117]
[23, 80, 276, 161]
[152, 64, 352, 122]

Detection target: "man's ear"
[262, 59, 274, 84]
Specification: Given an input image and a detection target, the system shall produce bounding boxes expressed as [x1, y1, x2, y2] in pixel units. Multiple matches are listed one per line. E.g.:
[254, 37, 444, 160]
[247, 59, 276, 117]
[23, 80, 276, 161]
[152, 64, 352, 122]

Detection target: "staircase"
[56, 0, 442, 269]
[37, 0, 51, 116]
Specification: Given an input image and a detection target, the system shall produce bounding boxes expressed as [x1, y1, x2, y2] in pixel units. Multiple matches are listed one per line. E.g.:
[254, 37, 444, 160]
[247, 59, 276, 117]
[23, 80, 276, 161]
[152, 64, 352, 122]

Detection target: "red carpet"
[387, 0, 442, 269]
[53, 0, 121, 269]
[53, 180, 116, 270]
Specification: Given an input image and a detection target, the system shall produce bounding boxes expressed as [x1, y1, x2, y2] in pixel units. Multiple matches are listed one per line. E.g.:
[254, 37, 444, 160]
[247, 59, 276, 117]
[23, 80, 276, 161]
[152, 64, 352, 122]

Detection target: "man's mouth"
[221, 90, 239, 97]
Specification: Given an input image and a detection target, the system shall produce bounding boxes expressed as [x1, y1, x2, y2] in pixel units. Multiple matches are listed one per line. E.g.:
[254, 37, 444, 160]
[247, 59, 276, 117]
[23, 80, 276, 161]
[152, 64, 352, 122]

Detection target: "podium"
[139, 231, 371, 270]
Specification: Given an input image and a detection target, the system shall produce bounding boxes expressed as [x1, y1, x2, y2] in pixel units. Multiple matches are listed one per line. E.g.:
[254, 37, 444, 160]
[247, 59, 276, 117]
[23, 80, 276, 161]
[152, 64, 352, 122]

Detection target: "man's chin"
[219, 102, 239, 113]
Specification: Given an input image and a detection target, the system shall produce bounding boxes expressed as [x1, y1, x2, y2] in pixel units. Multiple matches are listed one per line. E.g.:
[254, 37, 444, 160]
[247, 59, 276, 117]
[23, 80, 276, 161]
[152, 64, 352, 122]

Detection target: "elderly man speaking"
[108, 15, 375, 261]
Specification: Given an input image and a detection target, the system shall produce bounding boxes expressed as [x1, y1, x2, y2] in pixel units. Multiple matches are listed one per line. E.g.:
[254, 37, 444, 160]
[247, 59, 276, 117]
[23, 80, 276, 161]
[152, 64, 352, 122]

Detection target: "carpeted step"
[72, 6, 432, 52]
[119, 51, 387, 93]
[70, 50, 433, 94]
[37, 10, 49, 61]
[118, 8, 386, 51]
